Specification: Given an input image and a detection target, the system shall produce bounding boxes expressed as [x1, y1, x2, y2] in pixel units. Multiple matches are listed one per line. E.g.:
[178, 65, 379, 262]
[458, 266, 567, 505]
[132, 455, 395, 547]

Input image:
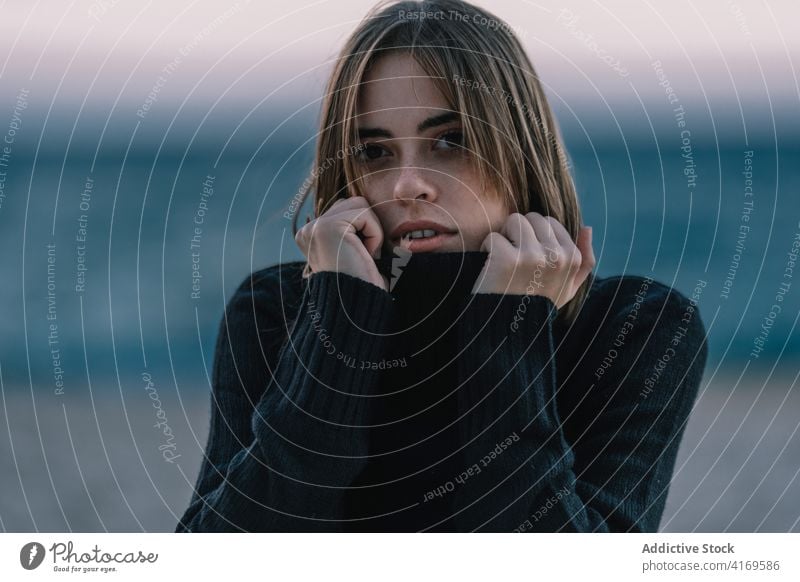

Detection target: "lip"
[393, 232, 457, 252]
[389, 219, 458, 240]
[388, 220, 458, 253]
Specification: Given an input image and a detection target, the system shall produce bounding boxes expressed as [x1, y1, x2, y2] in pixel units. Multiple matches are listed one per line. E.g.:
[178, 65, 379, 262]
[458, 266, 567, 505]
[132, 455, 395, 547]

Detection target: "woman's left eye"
[434, 130, 464, 150]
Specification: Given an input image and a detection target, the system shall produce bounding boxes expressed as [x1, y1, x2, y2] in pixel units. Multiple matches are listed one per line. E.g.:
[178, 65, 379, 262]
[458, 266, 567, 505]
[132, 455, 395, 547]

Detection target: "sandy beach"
[1, 367, 797, 532]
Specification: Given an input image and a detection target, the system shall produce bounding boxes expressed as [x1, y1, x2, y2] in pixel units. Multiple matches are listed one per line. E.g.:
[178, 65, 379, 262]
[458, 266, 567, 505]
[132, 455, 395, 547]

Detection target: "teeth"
[404, 229, 437, 240]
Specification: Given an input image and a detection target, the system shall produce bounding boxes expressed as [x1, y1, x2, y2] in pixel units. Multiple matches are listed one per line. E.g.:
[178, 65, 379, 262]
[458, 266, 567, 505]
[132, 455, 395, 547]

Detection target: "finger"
[573, 226, 596, 285]
[295, 218, 313, 249]
[476, 231, 514, 292]
[544, 216, 573, 250]
[322, 195, 369, 217]
[313, 197, 384, 258]
[338, 207, 384, 259]
[544, 216, 581, 273]
[480, 230, 514, 255]
[501, 213, 538, 252]
[526, 212, 558, 249]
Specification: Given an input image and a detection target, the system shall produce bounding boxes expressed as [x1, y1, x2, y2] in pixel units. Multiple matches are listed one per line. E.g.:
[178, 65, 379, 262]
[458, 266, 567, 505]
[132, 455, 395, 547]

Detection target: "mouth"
[389, 221, 458, 253]
[394, 230, 457, 252]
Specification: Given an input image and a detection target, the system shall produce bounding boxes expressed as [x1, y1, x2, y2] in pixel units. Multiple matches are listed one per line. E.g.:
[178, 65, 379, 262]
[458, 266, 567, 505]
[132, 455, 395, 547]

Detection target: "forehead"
[356, 53, 450, 122]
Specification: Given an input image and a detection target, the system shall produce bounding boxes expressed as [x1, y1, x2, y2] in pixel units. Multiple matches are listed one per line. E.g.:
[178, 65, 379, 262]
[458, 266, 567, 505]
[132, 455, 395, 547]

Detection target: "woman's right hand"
[295, 196, 388, 290]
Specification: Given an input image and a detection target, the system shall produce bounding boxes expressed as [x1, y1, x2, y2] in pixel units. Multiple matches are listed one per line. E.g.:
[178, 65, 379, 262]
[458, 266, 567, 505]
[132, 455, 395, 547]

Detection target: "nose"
[391, 163, 439, 204]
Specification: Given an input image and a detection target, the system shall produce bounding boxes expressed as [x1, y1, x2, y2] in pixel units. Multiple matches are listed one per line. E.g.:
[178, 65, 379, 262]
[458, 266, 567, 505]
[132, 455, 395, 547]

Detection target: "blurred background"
[0, 0, 798, 532]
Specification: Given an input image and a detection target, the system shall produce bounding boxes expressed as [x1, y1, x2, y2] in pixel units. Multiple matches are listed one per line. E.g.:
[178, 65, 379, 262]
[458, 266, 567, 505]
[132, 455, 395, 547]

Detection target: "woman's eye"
[358, 144, 388, 162]
[434, 130, 464, 150]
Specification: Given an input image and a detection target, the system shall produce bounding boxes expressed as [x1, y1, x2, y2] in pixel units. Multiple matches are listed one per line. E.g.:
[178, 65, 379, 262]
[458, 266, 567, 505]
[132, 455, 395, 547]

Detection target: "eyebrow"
[357, 111, 460, 139]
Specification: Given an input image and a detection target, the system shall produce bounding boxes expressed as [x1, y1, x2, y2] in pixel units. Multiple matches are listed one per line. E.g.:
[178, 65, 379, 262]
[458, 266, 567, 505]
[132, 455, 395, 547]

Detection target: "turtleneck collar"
[374, 250, 488, 296]
[373, 250, 489, 328]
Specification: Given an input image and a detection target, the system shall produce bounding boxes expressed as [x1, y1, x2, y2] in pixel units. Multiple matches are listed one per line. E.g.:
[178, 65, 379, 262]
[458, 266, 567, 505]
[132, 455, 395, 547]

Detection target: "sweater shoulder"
[210, 261, 307, 400]
[234, 260, 306, 294]
[225, 260, 307, 316]
[586, 273, 704, 327]
[559, 273, 708, 355]
[557, 273, 708, 411]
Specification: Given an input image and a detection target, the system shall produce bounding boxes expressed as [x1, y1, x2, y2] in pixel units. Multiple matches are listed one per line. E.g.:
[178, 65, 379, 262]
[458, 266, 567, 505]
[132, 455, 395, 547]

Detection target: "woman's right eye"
[357, 143, 388, 162]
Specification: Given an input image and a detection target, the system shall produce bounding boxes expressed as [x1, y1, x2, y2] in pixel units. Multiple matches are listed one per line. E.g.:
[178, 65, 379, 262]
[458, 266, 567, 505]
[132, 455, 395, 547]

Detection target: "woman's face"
[353, 53, 508, 254]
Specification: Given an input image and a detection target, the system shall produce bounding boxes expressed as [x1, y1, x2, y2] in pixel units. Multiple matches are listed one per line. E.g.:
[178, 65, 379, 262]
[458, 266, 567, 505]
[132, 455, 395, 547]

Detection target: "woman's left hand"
[472, 212, 595, 309]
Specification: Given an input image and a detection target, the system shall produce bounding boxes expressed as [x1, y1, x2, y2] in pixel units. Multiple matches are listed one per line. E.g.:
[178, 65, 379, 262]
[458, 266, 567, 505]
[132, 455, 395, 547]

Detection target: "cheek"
[491, 200, 509, 228]
[355, 173, 389, 205]
[465, 194, 507, 224]
[466, 198, 508, 242]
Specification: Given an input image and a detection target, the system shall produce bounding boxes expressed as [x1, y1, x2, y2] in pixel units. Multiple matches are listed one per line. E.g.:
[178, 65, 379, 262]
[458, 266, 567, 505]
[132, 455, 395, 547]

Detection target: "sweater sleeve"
[445, 282, 708, 532]
[175, 267, 394, 532]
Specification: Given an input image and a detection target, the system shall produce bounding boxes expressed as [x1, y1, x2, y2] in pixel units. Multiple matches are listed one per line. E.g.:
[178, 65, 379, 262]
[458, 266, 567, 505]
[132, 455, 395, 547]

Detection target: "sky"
[0, 0, 797, 141]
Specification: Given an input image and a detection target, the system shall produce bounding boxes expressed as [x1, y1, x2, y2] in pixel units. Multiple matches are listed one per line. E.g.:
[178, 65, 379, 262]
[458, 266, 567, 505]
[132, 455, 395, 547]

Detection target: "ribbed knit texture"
[175, 251, 708, 532]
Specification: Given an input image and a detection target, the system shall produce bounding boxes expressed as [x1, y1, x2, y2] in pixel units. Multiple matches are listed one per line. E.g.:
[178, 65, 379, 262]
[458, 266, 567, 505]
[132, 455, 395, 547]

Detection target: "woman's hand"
[295, 196, 388, 290]
[472, 212, 595, 309]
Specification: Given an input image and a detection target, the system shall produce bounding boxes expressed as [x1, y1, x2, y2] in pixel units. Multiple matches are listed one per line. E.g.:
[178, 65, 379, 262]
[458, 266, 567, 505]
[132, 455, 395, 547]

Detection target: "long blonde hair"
[292, 0, 591, 324]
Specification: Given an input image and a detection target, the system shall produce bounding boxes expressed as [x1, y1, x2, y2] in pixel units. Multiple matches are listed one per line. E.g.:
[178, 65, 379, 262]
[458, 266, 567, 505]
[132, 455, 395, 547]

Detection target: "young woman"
[176, 0, 708, 532]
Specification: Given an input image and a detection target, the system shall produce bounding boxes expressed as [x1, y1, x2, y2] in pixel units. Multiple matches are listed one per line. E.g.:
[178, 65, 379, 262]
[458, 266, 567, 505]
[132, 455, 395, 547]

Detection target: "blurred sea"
[0, 103, 798, 531]
[1, 118, 797, 383]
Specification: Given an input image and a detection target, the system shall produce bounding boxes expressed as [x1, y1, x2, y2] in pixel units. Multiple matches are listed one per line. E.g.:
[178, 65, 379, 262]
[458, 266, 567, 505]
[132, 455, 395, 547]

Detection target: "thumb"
[479, 231, 493, 253]
[472, 232, 496, 293]
[574, 226, 595, 286]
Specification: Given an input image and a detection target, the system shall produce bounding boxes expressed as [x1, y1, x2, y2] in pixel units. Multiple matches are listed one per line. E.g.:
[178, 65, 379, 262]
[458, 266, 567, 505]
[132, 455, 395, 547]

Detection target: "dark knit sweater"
[175, 251, 708, 532]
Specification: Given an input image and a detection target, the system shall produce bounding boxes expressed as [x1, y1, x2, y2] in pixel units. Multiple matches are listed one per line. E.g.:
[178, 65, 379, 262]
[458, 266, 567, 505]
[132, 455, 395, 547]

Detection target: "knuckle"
[527, 250, 547, 267]
[548, 253, 562, 268]
[545, 215, 563, 232]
